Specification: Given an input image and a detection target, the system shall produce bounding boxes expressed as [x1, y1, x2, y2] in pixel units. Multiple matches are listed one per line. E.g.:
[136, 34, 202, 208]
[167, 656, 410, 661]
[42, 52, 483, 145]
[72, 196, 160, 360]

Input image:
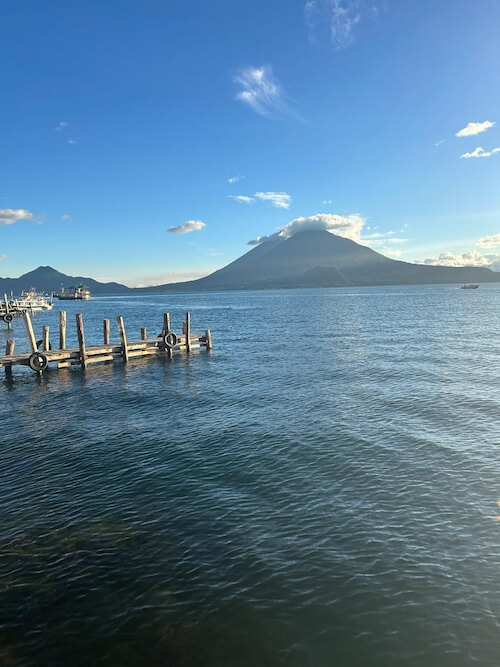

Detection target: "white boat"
[54, 285, 91, 300]
[10, 289, 54, 312]
[460, 284, 479, 290]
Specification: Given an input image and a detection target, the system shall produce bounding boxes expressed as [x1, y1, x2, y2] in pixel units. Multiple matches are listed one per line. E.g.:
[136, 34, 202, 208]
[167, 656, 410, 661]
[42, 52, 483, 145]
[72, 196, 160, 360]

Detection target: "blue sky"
[1, 0, 499, 285]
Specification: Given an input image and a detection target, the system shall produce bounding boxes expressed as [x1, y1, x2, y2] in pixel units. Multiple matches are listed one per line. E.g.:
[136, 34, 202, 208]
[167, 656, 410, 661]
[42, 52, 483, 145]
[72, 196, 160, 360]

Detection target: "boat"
[53, 285, 91, 300]
[460, 284, 479, 289]
[10, 289, 54, 312]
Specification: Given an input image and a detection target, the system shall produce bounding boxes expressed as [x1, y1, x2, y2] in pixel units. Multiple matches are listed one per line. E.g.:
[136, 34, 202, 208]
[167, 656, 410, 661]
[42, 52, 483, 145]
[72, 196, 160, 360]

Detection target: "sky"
[1, 0, 499, 286]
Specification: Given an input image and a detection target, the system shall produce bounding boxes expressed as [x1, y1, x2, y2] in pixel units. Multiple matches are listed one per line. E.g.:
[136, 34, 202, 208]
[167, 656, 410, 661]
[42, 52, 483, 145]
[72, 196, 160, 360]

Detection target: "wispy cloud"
[305, 0, 378, 49]
[55, 121, 68, 131]
[0, 254, 7, 261]
[477, 234, 500, 248]
[68, 139, 77, 145]
[248, 212, 364, 245]
[61, 213, 72, 221]
[167, 219, 206, 234]
[234, 66, 290, 117]
[322, 199, 333, 204]
[0, 208, 35, 225]
[435, 139, 444, 147]
[460, 146, 500, 159]
[456, 121, 495, 137]
[227, 195, 254, 204]
[228, 176, 241, 184]
[254, 191, 291, 209]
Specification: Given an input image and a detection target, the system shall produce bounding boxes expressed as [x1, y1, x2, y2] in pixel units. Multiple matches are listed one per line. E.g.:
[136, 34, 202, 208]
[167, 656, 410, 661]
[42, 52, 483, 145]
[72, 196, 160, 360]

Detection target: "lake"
[1, 285, 499, 666]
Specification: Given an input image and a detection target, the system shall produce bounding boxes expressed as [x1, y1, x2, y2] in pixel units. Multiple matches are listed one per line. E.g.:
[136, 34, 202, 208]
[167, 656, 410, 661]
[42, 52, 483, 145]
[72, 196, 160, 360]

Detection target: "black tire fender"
[162, 332, 177, 349]
[28, 352, 49, 372]
[3, 313, 13, 324]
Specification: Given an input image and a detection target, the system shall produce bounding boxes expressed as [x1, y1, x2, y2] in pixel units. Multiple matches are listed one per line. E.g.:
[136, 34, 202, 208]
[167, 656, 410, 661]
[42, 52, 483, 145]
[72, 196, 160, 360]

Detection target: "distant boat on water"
[460, 284, 479, 289]
[10, 289, 54, 312]
[53, 285, 91, 300]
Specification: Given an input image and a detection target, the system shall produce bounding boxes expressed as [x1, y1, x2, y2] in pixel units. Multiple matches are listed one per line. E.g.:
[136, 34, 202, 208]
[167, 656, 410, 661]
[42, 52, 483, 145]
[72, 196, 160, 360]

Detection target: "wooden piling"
[59, 311, 67, 350]
[163, 313, 171, 334]
[141, 327, 147, 340]
[103, 319, 110, 345]
[185, 312, 191, 353]
[3, 293, 9, 314]
[205, 329, 212, 351]
[6, 340, 15, 355]
[76, 313, 88, 369]
[42, 326, 50, 352]
[116, 316, 129, 362]
[22, 311, 38, 352]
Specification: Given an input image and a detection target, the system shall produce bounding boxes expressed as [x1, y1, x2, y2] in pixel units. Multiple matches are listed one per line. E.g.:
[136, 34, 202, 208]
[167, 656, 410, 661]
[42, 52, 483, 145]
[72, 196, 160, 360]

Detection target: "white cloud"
[167, 219, 206, 234]
[322, 199, 333, 204]
[0, 208, 35, 225]
[0, 254, 7, 261]
[55, 121, 68, 131]
[61, 214, 72, 221]
[460, 146, 500, 159]
[123, 269, 215, 287]
[477, 234, 500, 248]
[420, 250, 500, 268]
[228, 176, 240, 184]
[305, 0, 378, 49]
[248, 212, 365, 245]
[456, 121, 495, 137]
[68, 139, 77, 145]
[435, 139, 444, 146]
[234, 66, 288, 117]
[254, 191, 291, 209]
[227, 195, 254, 204]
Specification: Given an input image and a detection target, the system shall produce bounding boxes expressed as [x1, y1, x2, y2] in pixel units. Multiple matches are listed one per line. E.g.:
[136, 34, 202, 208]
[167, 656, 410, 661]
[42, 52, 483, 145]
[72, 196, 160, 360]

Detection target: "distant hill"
[0, 266, 130, 295]
[139, 230, 500, 291]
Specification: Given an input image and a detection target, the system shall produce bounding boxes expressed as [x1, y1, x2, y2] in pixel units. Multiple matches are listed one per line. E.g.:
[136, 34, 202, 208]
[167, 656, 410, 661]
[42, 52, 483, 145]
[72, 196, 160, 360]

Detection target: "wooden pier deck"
[0, 310, 212, 374]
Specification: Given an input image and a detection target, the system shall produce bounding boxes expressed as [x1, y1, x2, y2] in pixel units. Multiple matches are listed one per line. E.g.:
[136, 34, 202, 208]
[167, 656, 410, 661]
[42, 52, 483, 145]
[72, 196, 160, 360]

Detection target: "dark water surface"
[1, 286, 499, 666]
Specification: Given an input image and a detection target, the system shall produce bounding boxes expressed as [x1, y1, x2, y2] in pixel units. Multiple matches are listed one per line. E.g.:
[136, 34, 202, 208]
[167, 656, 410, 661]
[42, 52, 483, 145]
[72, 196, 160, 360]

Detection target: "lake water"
[1, 285, 499, 666]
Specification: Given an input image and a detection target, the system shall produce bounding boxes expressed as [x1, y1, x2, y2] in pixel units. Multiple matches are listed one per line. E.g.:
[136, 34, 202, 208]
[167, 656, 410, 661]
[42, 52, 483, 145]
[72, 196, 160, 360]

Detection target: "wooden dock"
[0, 310, 212, 374]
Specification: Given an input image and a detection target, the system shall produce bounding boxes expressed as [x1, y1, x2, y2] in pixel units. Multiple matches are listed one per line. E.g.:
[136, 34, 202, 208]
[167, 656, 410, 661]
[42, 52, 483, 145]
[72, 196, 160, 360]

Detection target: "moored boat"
[10, 289, 54, 311]
[54, 285, 91, 300]
[460, 284, 479, 289]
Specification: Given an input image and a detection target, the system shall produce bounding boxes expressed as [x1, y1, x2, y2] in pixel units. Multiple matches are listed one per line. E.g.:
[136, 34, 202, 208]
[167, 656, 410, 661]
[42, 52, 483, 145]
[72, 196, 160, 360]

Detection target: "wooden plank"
[116, 316, 129, 362]
[141, 326, 147, 340]
[205, 329, 212, 350]
[5, 340, 15, 355]
[85, 354, 115, 365]
[42, 326, 50, 352]
[59, 311, 67, 350]
[103, 319, 110, 345]
[75, 313, 88, 369]
[22, 311, 38, 352]
[185, 312, 191, 353]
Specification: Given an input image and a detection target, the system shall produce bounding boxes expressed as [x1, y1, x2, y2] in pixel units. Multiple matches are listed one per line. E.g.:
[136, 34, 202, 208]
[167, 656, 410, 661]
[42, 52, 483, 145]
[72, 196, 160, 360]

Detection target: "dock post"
[76, 313, 88, 369]
[204, 329, 212, 351]
[42, 326, 50, 352]
[117, 316, 129, 362]
[3, 293, 9, 314]
[59, 311, 67, 350]
[141, 327, 147, 340]
[185, 312, 191, 353]
[103, 319, 110, 345]
[163, 313, 172, 358]
[6, 340, 15, 355]
[22, 311, 38, 352]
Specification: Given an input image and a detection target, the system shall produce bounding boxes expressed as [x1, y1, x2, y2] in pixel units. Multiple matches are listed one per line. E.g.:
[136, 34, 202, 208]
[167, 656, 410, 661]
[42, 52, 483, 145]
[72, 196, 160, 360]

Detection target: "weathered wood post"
[3, 293, 9, 314]
[59, 311, 67, 350]
[22, 311, 38, 353]
[116, 316, 129, 362]
[103, 319, 110, 345]
[185, 312, 191, 353]
[42, 326, 50, 352]
[204, 329, 212, 351]
[141, 327, 147, 340]
[76, 313, 88, 369]
[6, 340, 15, 355]
[163, 313, 172, 358]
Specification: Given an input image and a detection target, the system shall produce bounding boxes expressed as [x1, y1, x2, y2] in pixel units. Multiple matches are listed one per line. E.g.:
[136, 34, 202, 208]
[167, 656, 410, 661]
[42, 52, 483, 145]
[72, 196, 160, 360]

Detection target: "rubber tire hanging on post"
[162, 332, 177, 349]
[28, 352, 49, 372]
[2, 313, 13, 324]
